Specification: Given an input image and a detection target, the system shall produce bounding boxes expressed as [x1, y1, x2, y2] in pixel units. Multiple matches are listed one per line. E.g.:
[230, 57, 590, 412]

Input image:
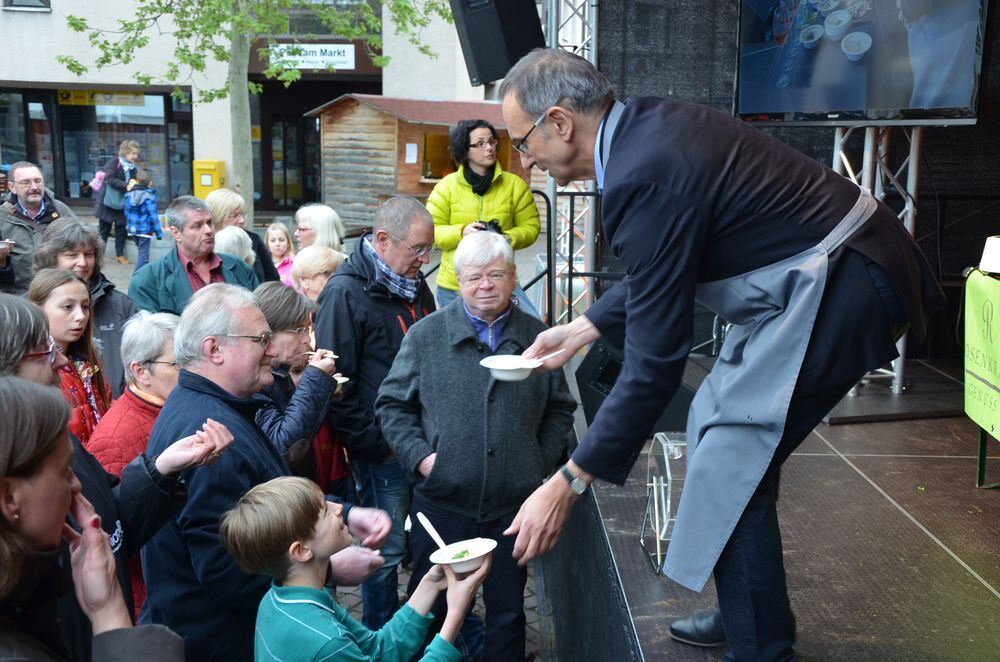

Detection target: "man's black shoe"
[669, 608, 727, 648]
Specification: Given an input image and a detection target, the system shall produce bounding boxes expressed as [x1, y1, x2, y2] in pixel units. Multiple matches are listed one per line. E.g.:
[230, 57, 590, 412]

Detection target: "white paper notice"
[405, 143, 418, 164]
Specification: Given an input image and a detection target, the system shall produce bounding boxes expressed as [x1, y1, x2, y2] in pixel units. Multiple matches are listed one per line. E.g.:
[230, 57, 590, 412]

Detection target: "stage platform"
[543, 358, 1000, 661]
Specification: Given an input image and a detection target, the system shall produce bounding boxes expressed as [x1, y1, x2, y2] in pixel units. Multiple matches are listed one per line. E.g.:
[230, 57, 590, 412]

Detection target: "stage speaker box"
[575, 340, 695, 433]
[448, 0, 546, 86]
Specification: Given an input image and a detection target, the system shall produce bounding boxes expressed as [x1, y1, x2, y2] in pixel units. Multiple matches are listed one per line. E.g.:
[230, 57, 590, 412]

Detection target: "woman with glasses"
[426, 119, 541, 317]
[294, 203, 346, 252]
[28, 268, 112, 446]
[0, 293, 231, 662]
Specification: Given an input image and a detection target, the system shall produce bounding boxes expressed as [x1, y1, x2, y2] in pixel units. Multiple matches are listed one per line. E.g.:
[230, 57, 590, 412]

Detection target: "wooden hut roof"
[305, 93, 506, 128]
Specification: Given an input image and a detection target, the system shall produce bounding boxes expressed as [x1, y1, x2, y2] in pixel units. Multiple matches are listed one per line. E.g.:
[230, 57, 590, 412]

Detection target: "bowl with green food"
[429, 537, 498, 574]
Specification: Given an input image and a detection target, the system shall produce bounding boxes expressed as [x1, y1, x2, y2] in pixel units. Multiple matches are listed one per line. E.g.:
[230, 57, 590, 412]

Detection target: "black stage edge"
[549, 356, 1000, 661]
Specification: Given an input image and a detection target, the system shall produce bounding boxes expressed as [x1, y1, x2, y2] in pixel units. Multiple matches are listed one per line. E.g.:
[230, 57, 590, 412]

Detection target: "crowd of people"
[0, 114, 563, 662]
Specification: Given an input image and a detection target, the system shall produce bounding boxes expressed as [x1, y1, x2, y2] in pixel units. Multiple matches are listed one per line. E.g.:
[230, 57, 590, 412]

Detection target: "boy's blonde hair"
[219, 477, 325, 582]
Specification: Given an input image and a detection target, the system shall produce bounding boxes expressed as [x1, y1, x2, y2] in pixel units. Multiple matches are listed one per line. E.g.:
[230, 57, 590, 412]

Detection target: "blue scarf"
[363, 238, 421, 302]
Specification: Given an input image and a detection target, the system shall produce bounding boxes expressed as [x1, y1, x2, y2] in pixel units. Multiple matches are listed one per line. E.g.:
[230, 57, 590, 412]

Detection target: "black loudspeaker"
[575, 340, 695, 433]
[449, 0, 546, 86]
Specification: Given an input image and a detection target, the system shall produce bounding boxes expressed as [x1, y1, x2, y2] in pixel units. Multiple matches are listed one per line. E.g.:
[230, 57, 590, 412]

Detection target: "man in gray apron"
[499, 49, 945, 660]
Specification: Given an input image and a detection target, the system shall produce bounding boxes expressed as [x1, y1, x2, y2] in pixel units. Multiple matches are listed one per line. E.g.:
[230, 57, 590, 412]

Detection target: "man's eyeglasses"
[13, 178, 44, 187]
[394, 237, 437, 258]
[471, 139, 498, 150]
[221, 332, 274, 347]
[511, 111, 548, 155]
[21, 337, 58, 365]
[147, 358, 178, 368]
[461, 271, 510, 287]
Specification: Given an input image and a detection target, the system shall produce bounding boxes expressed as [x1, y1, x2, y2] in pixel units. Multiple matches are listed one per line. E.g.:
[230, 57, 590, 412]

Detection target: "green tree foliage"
[58, 0, 451, 103]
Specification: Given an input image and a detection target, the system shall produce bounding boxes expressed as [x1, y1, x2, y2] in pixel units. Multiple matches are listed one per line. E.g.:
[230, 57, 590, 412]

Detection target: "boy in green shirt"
[220, 477, 491, 661]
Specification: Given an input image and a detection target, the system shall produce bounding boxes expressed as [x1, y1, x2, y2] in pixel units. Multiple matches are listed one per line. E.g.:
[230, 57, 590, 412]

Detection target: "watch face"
[570, 478, 587, 495]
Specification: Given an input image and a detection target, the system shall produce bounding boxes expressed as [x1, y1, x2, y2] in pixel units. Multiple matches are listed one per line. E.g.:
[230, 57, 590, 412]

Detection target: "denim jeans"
[436, 283, 541, 320]
[408, 494, 526, 662]
[351, 457, 410, 629]
[134, 237, 151, 272]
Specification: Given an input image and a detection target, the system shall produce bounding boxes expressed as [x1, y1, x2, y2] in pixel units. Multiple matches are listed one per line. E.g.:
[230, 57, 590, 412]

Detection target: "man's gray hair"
[166, 195, 212, 231]
[373, 196, 432, 239]
[498, 48, 614, 118]
[0, 294, 48, 375]
[454, 231, 514, 276]
[121, 311, 180, 384]
[174, 284, 257, 368]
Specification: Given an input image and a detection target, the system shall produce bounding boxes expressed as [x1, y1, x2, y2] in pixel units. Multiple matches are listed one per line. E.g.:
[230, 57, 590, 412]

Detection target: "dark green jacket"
[0, 193, 77, 294]
[128, 247, 258, 314]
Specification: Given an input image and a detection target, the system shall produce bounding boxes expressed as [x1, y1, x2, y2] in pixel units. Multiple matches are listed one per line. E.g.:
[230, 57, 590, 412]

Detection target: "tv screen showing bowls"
[734, 0, 990, 125]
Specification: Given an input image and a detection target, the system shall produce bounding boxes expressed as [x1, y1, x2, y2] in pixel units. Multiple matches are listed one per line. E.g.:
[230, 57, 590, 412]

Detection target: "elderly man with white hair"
[140, 283, 284, 661]
[376, 231, 576, 661]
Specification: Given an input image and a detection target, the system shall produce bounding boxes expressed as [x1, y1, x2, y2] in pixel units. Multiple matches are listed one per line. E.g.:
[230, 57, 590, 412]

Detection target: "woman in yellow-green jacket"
[426, 119, 541, 317]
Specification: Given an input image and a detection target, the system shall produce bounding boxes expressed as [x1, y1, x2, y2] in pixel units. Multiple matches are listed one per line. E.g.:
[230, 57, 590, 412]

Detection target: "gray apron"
[663, 187, 878, 591]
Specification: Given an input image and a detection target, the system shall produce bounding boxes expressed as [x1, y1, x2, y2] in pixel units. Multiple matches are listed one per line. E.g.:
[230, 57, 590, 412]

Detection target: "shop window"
[3, 0, 51, 8]
[421, 134, 452, 181]
[0, 92, 27, 167]
[61, 95, 168, 201]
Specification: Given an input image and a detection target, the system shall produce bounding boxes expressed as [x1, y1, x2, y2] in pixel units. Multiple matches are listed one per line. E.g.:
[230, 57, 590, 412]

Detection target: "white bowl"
[824, 9, 852, 40]
[480, 354, 542, 382]
[429, 537, 497, 574]
[981, 236, 1000, 273]
[840, 31, 872, 61]
[800, 24, 824, 49]
[818, 0, 839, 17]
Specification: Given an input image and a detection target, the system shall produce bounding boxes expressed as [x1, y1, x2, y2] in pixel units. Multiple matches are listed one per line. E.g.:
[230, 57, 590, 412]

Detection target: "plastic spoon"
[416, 512, 448, 550]
[521, 347, 566, 367]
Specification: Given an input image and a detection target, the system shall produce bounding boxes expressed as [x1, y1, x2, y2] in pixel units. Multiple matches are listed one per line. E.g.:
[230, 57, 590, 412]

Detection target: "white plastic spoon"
[521, 347, 566, 367]
[416, 512, 448, 550]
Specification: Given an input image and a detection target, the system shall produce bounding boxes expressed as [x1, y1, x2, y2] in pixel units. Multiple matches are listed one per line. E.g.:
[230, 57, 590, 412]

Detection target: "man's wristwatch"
[559, 464, 589, 496]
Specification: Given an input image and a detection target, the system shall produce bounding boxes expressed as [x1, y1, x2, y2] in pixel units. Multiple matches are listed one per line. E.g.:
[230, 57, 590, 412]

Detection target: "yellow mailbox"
[192, 160, 226, 199]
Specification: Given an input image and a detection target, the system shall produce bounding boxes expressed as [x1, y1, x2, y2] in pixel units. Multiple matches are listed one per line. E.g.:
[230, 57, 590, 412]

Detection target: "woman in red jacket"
[28, 268, 112, 445]
[89, 310, 180, 617]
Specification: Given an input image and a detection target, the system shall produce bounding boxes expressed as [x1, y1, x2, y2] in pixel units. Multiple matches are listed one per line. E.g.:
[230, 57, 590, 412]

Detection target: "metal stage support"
[832, 126, 923, 395]
[540, 0, 599, 325]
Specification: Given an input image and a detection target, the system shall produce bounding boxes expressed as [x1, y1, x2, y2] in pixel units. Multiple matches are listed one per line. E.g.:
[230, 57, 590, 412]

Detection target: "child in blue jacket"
[124, 169, 160, 271]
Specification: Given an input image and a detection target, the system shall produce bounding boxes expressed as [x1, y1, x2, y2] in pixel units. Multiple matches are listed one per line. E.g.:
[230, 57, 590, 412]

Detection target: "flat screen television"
[734, 0, 991, 125]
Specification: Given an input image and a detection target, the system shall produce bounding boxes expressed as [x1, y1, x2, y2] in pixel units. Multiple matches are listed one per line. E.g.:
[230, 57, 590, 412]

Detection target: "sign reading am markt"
[964, 270, 1000, 435]
[271, 43, 356, 70]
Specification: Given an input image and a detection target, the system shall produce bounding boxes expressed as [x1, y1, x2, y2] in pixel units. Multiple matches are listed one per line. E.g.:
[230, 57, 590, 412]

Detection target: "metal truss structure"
[832, 126, 924, 394]
[539, 0, 599, 324]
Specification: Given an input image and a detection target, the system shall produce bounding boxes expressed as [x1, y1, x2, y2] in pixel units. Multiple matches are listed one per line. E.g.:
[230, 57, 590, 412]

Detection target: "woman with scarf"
[426, 119, 541, 317]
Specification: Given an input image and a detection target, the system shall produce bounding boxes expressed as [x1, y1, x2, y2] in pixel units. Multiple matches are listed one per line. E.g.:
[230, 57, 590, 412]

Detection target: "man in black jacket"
[314, 196, 436, 629]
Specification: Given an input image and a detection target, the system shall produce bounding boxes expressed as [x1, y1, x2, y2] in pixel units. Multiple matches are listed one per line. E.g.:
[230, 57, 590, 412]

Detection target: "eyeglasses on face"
[461, 271, 510, 287]
[146, 358, 178, 368]
[393, 237, 437, 258]
[471, 139, 498, 150]
[511, 111, 549, 155]
[279, 325, 312, 336]
[21, 336, 58, 365]
[13, 178, 44, 187]
[221, 332, 274, 347]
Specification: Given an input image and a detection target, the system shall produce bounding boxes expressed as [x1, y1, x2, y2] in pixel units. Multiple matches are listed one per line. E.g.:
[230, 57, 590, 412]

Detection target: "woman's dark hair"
[448, 119, 499, 167]
[0, 376, 71, 598]
[33, 218, 105, 282]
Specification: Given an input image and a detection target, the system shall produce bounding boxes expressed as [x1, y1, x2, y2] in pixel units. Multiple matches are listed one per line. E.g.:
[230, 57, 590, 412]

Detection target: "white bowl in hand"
[480, 354, 543, 382]
[429, 537, 497, 574]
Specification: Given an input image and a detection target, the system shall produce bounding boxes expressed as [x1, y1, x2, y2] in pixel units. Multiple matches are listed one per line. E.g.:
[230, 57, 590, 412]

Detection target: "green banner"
[965, 270, 1000, 435]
